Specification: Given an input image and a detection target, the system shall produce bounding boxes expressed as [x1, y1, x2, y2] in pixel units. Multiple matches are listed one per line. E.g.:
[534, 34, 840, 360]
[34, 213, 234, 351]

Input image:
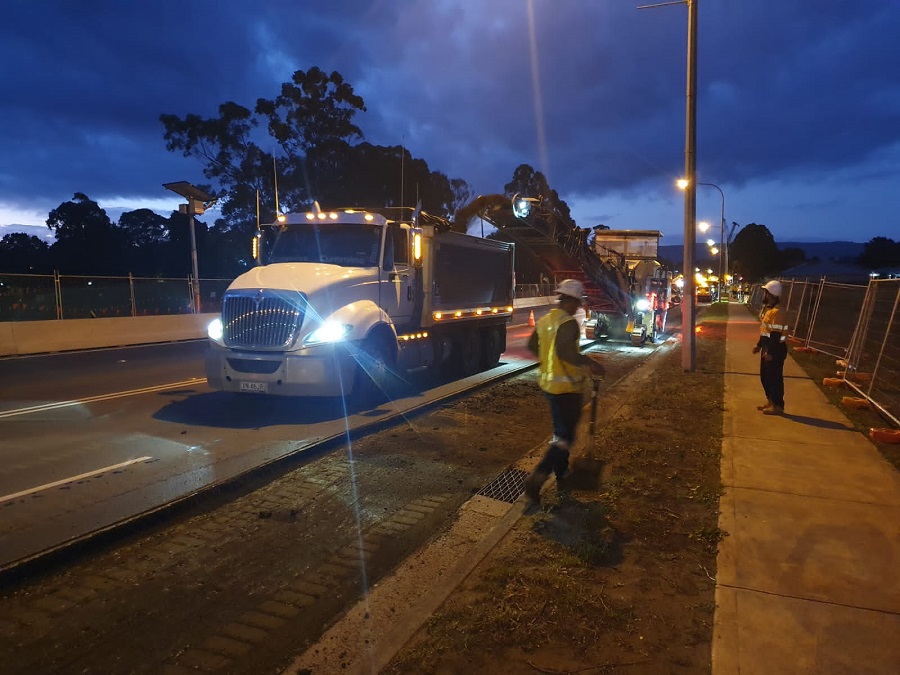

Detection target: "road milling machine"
[459, 194, 670, 346]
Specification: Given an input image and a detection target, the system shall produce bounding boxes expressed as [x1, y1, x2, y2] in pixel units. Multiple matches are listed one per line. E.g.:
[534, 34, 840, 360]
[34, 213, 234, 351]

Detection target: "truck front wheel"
[353, 336, 394, 406]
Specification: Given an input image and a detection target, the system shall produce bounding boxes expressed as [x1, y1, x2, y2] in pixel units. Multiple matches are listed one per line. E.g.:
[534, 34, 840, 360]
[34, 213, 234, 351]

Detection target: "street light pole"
[187, 197, 201, 312]
[163, 181, 215, 314]
[698, 182, 724, 298]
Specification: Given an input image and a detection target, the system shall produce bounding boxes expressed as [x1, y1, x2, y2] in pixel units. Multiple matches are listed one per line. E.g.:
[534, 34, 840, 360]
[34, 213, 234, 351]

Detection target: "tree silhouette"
[857, 236, 900, 269]
[729, 223, 781, 281]
[46, 193, 125, 275]
[0, 233, 51, 273]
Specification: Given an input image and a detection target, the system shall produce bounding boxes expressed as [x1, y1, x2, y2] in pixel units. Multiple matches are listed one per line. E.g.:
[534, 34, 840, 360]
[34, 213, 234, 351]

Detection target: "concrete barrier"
[0, 297, 557, 357]
[0, 314, 218, 357]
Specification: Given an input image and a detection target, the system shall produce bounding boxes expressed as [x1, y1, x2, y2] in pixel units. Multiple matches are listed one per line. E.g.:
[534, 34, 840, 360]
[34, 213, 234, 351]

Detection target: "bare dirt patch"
[384, 304, 727, 674]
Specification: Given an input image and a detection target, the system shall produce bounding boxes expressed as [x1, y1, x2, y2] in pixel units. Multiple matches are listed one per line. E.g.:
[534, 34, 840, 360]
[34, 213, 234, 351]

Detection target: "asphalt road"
[0, 319, 544, 571]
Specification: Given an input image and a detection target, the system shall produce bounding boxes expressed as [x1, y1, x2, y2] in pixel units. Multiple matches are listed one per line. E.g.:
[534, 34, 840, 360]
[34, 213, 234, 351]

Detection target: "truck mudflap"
[205, 343, 359, 397]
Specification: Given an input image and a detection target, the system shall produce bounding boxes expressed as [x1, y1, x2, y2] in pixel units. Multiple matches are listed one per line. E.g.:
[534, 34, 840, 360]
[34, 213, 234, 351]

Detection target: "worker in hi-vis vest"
[753, 280, 790, 415]
[524, 279, 605, 502]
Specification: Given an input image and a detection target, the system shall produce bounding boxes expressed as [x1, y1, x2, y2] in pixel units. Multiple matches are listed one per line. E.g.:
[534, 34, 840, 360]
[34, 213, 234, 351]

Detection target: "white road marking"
[0, 378, 205, 419]
[0, 456, 153, 503]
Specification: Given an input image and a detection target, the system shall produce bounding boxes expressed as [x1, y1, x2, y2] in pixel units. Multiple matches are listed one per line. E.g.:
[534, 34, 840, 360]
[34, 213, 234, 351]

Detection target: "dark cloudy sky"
[1, 1, 898, 245]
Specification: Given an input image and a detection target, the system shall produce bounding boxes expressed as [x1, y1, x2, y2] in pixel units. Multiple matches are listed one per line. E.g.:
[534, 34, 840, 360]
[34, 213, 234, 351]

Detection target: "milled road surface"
[0, 339, 656, 674]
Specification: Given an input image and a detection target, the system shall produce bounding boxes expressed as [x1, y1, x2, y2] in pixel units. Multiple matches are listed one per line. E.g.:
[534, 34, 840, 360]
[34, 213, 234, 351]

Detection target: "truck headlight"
[305, 320, 352, 345]
[635, 298, 651, 312]
[207, 318, 224, 342]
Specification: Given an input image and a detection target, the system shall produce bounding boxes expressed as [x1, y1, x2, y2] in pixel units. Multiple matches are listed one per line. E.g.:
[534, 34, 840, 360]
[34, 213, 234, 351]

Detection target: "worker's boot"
[762, 406, 785, 416]
[555, 470, 573, 498]
[757, 399, 773, 411]
[524, 470, 549, 503]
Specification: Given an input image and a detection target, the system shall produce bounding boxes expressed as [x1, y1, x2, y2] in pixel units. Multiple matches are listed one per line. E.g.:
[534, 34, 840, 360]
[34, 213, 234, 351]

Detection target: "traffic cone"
[528, 310, 536, 327]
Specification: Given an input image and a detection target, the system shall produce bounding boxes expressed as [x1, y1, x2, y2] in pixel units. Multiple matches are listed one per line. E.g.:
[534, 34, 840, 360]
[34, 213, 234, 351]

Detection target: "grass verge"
[384, 303, 727, 674]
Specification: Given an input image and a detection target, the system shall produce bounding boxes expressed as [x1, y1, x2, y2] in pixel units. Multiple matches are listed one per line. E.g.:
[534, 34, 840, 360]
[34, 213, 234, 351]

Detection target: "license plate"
[240, 381, 268, 394]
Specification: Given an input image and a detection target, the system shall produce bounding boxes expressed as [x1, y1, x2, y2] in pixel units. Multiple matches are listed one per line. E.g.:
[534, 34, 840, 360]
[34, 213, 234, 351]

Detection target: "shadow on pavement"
[784, 414, 855, 431]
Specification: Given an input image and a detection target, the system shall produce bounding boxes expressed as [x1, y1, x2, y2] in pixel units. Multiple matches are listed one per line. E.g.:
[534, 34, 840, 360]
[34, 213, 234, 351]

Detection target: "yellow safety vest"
[760, 306, 789, 342]
[536, 308, 586, 394]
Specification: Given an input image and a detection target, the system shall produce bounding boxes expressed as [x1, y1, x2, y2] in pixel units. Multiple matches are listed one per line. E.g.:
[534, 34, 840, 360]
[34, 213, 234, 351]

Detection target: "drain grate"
[476, 468, 528, 503]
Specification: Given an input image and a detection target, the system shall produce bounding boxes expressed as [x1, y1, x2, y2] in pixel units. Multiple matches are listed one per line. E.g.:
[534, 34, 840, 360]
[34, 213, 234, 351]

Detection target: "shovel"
[589, 376, 601, 444]
[570, 377, 604, 490]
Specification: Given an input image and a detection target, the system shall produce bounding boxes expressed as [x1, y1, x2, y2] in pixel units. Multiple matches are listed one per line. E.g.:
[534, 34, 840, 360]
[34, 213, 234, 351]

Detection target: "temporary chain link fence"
[750, 277, 899, 426]
[845, 279, 900, 426]
[0, 273, 233, 321]
[1, 273, 549, 322]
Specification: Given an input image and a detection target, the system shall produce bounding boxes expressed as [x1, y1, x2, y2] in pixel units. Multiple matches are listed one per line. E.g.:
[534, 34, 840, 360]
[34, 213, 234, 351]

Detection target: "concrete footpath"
[713, 302, 900, 673]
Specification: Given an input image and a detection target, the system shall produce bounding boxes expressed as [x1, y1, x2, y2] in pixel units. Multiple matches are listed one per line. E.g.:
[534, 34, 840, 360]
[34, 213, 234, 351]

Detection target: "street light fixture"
[678, 178, 726, 300]
[163, 181, 215, 313]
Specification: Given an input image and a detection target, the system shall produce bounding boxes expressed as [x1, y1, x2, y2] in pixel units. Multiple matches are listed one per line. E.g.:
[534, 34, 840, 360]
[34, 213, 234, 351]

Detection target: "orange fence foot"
[870, 428, 900, 444]
[841, 396, 871, 409]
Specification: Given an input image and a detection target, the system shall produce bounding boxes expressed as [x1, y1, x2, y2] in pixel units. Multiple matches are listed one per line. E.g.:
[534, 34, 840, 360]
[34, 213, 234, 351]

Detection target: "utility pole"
[683, 0, 698, 371]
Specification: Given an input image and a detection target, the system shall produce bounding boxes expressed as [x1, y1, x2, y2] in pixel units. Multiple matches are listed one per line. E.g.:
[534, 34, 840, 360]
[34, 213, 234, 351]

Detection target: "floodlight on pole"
[163, 181, 215, 313]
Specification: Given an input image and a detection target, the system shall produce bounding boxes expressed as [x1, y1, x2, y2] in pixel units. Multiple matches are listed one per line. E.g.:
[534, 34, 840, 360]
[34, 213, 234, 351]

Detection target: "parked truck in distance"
[204, 206, 515, 404]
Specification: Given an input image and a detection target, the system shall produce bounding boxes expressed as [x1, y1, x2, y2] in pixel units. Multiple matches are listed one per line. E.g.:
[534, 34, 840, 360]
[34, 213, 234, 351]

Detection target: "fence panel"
[58, 275, 134, 319]
[0, 274, 236, 321]
[845, 279, 900, 425]
[805, 281, 867, 358]
[199, 278, 234, 314]
[132, 277, 194, 315]
[779, 279, 819, 344]
[0, 273, 58, 321]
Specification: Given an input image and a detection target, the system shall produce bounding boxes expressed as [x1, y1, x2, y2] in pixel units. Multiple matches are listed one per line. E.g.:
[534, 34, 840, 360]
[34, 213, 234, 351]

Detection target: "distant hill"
[658, 240, 864, 265]
[777, 241, 863, 262]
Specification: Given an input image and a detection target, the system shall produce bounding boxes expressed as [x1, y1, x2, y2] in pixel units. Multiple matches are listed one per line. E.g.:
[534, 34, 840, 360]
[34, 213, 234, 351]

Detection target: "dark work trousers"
[760, 350, 787, 409]
[536, 391, 584, 477]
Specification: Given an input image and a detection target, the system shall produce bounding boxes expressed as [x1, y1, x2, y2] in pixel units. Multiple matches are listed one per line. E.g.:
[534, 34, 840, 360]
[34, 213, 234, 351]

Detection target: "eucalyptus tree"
[729, 223, 782, 281]
[46, 193, 124, 275]
[0, 233, 51, 273]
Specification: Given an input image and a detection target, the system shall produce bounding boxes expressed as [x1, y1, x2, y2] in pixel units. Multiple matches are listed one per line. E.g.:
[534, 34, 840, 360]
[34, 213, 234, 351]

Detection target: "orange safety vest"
[536, 308, 586, 395]
[759, 306, 789, 342]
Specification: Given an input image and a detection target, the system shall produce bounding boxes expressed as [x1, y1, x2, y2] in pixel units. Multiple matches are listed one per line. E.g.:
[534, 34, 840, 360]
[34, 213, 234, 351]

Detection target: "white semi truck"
[204, 206, 515, 403]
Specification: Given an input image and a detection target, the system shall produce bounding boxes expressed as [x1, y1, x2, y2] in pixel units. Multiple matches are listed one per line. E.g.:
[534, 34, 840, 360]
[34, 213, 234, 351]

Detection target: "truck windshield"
[267, 223, 382, 267]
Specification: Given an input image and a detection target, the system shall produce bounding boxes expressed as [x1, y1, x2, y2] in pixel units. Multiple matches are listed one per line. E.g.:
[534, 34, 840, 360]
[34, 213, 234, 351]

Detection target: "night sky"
[1, 1, 898, 245]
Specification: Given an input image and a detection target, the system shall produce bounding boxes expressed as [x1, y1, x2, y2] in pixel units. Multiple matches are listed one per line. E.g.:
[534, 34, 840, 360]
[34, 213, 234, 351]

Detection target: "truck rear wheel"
[457, 329, 482, 377]
[482, 326, 502, 368]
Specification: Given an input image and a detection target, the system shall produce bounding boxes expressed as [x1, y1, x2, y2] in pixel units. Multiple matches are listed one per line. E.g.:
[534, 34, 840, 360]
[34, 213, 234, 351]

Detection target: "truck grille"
[222, 290, 305, 349]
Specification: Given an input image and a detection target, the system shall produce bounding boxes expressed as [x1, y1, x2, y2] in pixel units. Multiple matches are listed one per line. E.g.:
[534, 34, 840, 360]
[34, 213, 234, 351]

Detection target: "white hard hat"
[555, 279, 584, 300]
[763, 280, 783, 297]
